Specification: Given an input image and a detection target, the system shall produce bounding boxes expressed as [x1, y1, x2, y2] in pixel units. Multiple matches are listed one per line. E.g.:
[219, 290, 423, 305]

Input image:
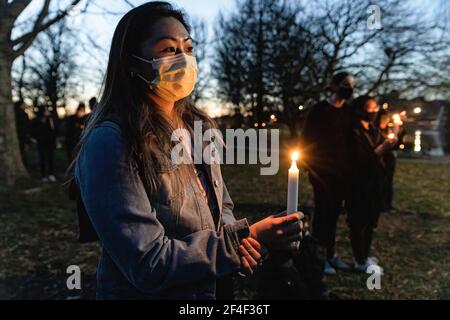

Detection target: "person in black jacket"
[31, 107, 57, 183]
[14, 100, 30, 168]
[301, 72, 355, 275]
[347, 96, 395, 274]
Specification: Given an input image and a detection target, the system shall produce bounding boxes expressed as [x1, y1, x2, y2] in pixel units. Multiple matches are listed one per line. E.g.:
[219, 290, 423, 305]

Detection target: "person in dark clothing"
[88, 97, 98, 112]
[31, 107, 57, 183]
[14, 100, 30, 168]
[65, 102, 87, 160]
[376, 110, 405, 212]
[347, 96, 395, 274]
[301, 72, 355, 275]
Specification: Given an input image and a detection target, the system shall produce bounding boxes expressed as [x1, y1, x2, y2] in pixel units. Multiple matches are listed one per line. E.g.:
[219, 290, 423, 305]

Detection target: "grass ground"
[1, 149, 449, 300]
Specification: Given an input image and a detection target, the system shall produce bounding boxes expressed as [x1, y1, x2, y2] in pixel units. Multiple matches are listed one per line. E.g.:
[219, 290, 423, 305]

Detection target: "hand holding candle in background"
[387, 132, 396, 143]
[392, 113, 404, 136]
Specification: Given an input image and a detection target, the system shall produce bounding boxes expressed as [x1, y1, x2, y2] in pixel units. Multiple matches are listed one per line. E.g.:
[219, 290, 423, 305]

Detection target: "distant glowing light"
[399, 144, 405, 150]
[261, 122, 267, 128]
[414, 107, 422, 114]
[388, 133, 396, 140]
[382, 103, 389, 110]
[254, 123, 259, 128]
[298, 105, 304, 111]
[414, 130, 422, 153]
[270, 114, 276, 120]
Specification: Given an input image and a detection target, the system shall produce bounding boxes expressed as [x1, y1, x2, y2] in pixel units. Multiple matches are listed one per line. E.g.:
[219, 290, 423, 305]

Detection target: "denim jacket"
[75, 120, 249, 300]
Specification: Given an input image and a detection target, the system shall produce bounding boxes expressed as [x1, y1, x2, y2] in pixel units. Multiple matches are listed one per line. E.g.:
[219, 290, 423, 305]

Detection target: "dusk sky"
[13, 0, 446, 117]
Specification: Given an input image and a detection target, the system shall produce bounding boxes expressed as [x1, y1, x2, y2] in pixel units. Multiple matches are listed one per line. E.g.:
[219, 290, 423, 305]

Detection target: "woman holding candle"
[347, 96, 396, 274]
[68, 2, 303, 300]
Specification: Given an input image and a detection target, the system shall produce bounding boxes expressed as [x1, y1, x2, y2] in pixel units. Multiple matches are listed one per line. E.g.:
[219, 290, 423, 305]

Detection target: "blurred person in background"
[301, 72, 355, 275]
[347, 96, 396, 274]
[89, 97, 98, 113]
[14, 100, 30, 168]
[376, 109, 405, 213]
[31, 106, 57, 183]
[65, 102, 87, 160]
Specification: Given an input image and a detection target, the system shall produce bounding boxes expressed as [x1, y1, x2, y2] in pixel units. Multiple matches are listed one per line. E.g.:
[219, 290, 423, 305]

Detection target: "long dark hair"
[351, 95, 376, 119]
[68, 1, 213, 194]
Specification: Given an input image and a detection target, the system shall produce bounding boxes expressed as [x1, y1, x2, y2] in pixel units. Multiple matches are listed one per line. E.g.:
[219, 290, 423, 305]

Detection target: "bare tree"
[0, 0, 87, 185]
[213, 0, 283, 125]
[189, 19, 209, 105]
[353, 1, 449, 98]
[20, 21, 79, 118]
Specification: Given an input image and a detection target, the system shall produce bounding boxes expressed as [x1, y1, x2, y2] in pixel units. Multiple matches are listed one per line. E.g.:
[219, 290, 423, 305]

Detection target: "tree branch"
[12, 0, 83, 58]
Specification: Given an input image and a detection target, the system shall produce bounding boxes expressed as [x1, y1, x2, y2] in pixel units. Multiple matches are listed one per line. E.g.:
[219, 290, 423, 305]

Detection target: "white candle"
[392, 114, 403, 136]
[287, 152, 300, 215]
[388, 132, 396, 142]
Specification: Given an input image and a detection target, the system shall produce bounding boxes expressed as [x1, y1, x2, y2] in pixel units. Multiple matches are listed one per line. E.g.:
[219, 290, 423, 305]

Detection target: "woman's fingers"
[246, 237, 262, 251]
[276, 212, 304, 226]
[240, 257, 253, 275]
[242, 239, 262, 261]
[283, 220, 303, 237]
[239, 244, 258, 268]
[272, 217, 304, 243]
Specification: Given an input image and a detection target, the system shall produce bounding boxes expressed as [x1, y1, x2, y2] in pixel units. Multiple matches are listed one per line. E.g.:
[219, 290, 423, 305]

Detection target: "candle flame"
[291, 151, 300, 162]
[393, 114, 403, 125]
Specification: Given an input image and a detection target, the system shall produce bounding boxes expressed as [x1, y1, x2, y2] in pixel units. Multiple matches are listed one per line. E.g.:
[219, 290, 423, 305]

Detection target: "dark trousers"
[382, 162, 396, 210]
[346, 179, 380, 265]
[19, 138, 28, 168]
[311, 178, 348, 260]
[349, 224, 374, 264]
[37, 143, 55, 177]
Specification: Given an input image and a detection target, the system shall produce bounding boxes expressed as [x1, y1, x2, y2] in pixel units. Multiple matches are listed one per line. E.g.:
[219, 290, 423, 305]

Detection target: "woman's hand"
[239, 237, 266, 275]
[249, 212, 304, 246]
[375, 139, 397, 156]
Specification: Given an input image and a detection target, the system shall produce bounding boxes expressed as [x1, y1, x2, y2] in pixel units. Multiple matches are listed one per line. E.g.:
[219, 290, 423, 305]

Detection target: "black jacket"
[346, 121, 385, 227]
[302, 100, 353, 185]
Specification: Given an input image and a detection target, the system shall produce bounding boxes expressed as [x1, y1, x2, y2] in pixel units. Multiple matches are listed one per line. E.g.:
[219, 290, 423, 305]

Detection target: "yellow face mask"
[133, 53, 198, 102]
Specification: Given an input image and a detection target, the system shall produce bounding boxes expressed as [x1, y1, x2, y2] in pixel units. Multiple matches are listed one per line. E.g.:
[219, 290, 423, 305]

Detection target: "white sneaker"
[329, 256, 351, 271]
[48, 175, 57, 183]
[368, 256, 379, 265]
[354, 260, 384, 275]
[324, 261, 337, 275]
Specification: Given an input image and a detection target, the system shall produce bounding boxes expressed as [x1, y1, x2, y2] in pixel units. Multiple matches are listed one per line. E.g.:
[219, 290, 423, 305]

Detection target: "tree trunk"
[0, 49, 28, 186]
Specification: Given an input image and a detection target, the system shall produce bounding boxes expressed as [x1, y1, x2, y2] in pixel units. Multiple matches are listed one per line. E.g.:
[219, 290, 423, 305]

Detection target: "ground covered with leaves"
[1, 151, 449, 300]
